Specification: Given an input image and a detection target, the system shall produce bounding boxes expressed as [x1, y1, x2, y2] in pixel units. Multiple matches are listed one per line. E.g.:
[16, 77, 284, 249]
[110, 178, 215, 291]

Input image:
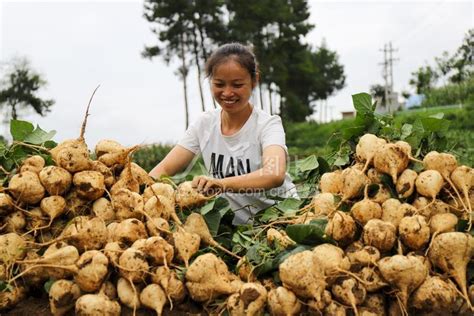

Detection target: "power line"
[379, 42, 399, 113]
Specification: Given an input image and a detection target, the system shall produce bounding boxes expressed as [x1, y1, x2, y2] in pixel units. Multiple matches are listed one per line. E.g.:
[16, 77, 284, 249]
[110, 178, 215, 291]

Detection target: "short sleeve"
[177, 120, 201, 155]
[260, 115, 288, 153]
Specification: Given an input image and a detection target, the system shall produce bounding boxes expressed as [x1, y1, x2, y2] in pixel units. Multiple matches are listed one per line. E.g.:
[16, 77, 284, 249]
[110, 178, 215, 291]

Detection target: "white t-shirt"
[178, 106, 297, 224]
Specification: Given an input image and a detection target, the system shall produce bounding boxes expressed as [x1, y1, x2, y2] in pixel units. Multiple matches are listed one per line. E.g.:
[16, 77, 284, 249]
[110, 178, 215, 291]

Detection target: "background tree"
[0, 57, 54, 120]
[370, 84, 388, 106]
[409, 65, 438, 94]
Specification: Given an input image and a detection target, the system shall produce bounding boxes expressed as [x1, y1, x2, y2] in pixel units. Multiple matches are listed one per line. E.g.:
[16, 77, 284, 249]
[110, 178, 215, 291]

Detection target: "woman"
[149, 43, 296, 224]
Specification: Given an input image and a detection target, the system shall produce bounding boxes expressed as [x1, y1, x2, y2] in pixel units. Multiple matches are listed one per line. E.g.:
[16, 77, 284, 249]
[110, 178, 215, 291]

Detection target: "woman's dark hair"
[205, 43, 258, 82]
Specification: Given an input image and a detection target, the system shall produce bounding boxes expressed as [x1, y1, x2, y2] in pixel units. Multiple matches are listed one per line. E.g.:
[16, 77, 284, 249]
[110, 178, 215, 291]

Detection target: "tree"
[409, 65, 438, 94]
[0, 58, 54, 120]
[370, 84, 388, 106]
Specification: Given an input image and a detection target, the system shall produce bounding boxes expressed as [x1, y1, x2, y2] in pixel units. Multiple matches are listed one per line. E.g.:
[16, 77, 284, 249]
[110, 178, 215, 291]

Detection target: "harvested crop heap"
[1, 131, 473, 316]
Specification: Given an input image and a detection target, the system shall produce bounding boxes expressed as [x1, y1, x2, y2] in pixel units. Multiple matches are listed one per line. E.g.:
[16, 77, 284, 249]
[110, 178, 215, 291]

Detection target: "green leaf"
[44, 140, 57, 149]
[333, 154, 350, 167]
[10, 120, 34, 141]
[421, 117, 450, 133]
[200, 200, 216, 216]
[24, 125, 56, 145]
[285, 220, 335, 245]
[275, 198, 303, 215]
[259, 207, 280, 223]
[0, 281, 13, 292]
[400, 124, 413, 140]
[296, 155, 319, 172]
[317, 157, 331, 175]
[352, 93, 373, 115]
[429, 112, 444, 119]
[44, 279, 55, 293]
[202, 197, 231, 236]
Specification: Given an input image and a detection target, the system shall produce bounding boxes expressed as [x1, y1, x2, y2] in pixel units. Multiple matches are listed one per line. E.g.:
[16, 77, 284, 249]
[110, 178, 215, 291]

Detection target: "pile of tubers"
[0, 132, 473, 316]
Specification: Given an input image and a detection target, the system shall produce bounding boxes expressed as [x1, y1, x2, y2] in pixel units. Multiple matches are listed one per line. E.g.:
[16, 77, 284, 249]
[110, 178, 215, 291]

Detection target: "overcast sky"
[1, 0, 472, 147]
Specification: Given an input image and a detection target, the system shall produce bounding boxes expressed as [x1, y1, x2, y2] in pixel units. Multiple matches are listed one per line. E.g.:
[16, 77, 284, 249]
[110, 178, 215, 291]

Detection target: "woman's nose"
[222, 86, 234, 96]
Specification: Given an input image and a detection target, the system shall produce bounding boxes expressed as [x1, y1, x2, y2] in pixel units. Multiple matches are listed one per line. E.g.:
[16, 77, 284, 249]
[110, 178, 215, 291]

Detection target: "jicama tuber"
[351, 186, 382, 225]
[8, 171, 45, 204]
[331, 276, 366, 315]
[143, 182, 175, 204]
[325, 211, 357, 246]
[39, 166, 72, 196]
[72, 171, 105, 201]
[356, 133, 387, 172]
[373, 143, 409, 184]
[118, 248, 149, 283]
[362, 219, 397, 252]
[0, 193, 13, 216]
[341, 167, 369, 202]
[111, 218, 148, 246]
[173, 227, 200, 267]
[112, 188, 144, 220]
[140, 283, 167, 316]
[49, 279, 82, 316]
[151, 266, 186, 303]
[19, 155, 45, 174]
[117, 277, 142, 310]
[319, 171, 343, 194]
[428, 232, 474, 309]
[378, 255, 428, 310]
[74, 250, 109, 292]
[396, 169, 417, 198]
[398, 215, 430, 250]
[75, 293, 121, 316]
[310, 192, 337, 215]
[185, 253, 233, 302]
[279, 250, 326, 301]
[267, 286, 302, 316]
[184, 212, 239, 258]
[175, 181, 210, 209]
[410, 276, 458, 313]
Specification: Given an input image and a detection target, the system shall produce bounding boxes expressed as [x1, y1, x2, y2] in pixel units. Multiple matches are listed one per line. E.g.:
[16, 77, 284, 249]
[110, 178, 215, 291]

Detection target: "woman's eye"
[233, 84, 243, 88]
[213, 83, 224, 88]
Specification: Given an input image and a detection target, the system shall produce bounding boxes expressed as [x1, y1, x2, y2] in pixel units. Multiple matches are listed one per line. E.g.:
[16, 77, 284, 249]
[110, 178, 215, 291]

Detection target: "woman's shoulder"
[192, 108, 220, 126]
[252, 107, 283, 127]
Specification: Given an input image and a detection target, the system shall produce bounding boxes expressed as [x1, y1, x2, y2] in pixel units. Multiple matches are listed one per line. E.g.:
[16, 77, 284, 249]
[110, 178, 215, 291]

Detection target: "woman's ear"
[252, 71, 260, 89]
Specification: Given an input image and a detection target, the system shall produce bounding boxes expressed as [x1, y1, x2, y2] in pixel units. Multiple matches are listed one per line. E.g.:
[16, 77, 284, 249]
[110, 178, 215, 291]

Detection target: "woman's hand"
[192, 176, 224, 195]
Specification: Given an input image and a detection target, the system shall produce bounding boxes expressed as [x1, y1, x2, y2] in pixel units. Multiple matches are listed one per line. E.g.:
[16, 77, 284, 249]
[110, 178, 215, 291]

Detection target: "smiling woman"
[149, 43, 297, 224]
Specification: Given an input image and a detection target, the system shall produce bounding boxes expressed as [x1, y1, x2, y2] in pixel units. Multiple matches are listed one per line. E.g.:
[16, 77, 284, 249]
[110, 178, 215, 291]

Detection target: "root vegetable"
[413, 197, 450, 218]
[356, 134, 387, 172]
[319, 171, 343, 194]
[310, 192, 337, 215]
[140, 283, 167, 315]
[341, 167, 369, 201]
[74, 250, 109, 292]
[357, 267, 388, 292]
[0, 284, 28, 311]
[144, 195, 174, 221]
[118, 247, 149, 283]
[236, 257, 256, 283]
[39, 166, 72, 196]
[96, 141, 132, 168]
[110, 149, 140, 195]
[122, 162, 154, 186]
[73, 171, 105, 201]
[99, 281, 117, 300]
[325, 211, 357, 246]
[428, 232, 474, 308]
[89, 160, 114, 188]
[378, 255, 428, 309]
[346, 243, 380, 267]
[362, 219, 397, 252]
[266, 228, 295, 248]
[279, 250, 326, 301]
[370, 185, 391, 204]
[112, 188, 144, 220]
[429, 213, 458, 235]
[332, 276, 366, 315]
[143, 182, 175, 204]
[40, 195, 66, 224]
[396, 169, 417, 198]
[50, 138, 91, 173]
[25, 207, 48, 233]
[184, 212, 239, 258]
[267, 286, 302, 316]
[112, 218, 148, 246]
[381, 201, 417, 229]
[313, 244, 350, 284]
[175, 181, 210, 209]
[398, 215, 430, 250]
[415, 169, 444, 200]
[229, 283, 267, 316]
[0, 233, 27, 265]
[49, 279, 82, 316]
[8, 171, 45, 204]
[451, 165, 473, 214]
[324, 301, 346, 315]
[185, 253, 233, 302]
[61, 216, 107, 252]
[95, 139, 125, 159]
[19, 155, 45, 174]
[367, 168, 383, 184]
[75, 293, 121, 316]
[146, 216, 170, 237]
[151, 266, 186, 303]
[103, 241, 124, 266]
[373, 143, 409, 184]
[362, 294, 386, 316]
[4, 211, 26, 233]
[117, 277, 142, 310]
[0, 193, 13, 216]
[133, 236, 174, 266]
[351, 186, 382, 225]
[92, 197, 115, 223]
[410, 276, 458, 313]
[64, 189, 89, 218]
[173, 228, 200, 267]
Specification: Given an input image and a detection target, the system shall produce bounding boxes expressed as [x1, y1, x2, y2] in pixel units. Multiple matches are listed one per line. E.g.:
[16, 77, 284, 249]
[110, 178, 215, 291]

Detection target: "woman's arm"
[149, 145, 196, 180]
[193, 145, 287, 193]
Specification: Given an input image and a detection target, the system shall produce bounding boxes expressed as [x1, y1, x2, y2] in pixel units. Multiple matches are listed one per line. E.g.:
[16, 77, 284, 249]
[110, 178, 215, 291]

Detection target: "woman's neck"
[221, 103, 253, 135]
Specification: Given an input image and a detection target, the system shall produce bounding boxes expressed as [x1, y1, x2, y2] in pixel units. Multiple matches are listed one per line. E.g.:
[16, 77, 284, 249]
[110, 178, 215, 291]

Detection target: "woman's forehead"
[212, 60, 251, 81]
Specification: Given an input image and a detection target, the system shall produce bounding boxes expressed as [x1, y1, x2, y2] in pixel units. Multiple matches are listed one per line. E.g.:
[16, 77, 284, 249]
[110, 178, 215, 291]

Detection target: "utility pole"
[379, 42, 398, 112]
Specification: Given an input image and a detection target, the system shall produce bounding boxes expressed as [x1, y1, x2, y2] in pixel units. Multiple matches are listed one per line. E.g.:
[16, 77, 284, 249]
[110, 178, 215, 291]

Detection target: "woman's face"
[210, 59, 255, 114]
